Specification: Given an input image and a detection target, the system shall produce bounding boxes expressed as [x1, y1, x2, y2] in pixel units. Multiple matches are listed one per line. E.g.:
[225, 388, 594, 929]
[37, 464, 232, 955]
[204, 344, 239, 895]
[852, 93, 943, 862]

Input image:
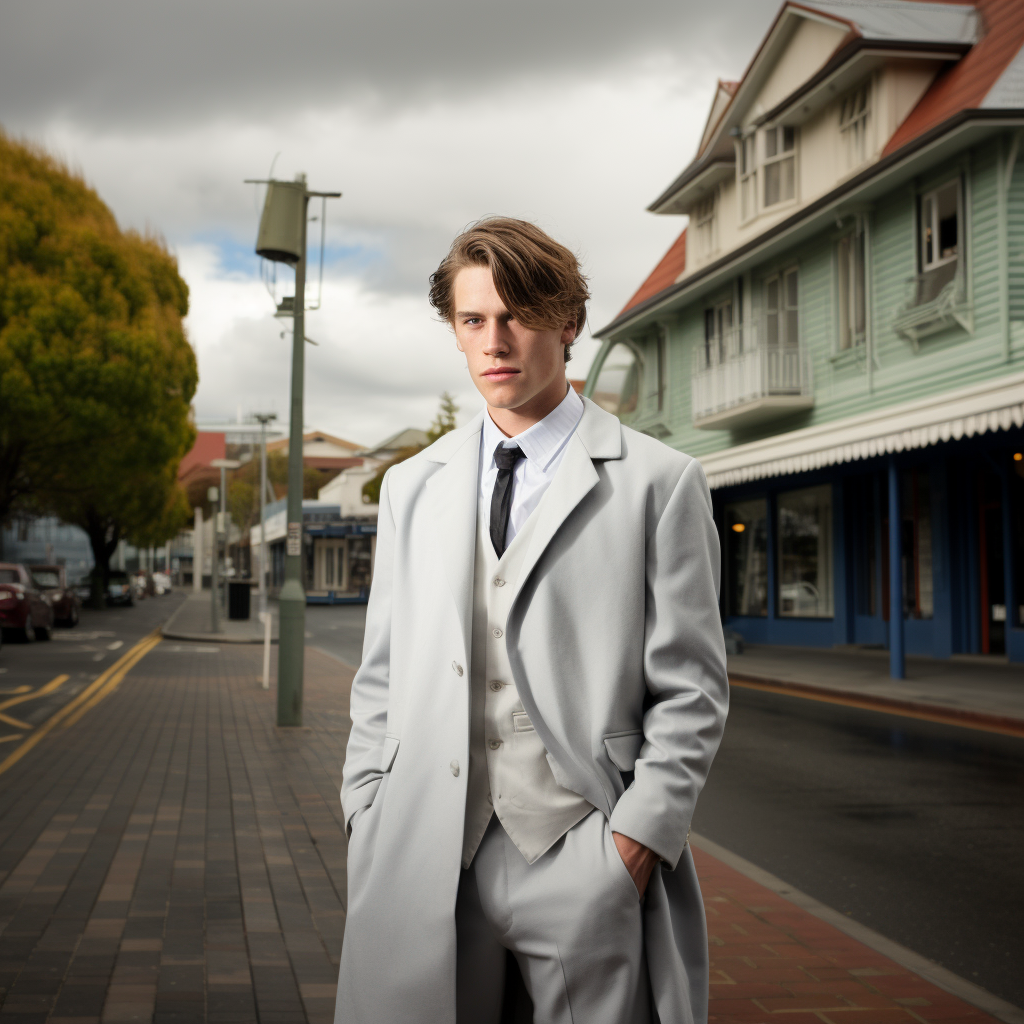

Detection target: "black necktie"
[490, 444, 525, 558]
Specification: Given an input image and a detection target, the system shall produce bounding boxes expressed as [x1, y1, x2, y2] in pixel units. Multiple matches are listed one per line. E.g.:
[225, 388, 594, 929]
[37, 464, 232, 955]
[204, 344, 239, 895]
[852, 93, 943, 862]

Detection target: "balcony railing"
[691, 322, 814, 429]
[892, 261, 971, 348]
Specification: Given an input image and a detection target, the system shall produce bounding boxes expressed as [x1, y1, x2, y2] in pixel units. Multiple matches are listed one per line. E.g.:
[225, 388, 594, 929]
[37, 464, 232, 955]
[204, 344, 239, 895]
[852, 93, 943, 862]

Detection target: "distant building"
[586, 0, 1024, 665]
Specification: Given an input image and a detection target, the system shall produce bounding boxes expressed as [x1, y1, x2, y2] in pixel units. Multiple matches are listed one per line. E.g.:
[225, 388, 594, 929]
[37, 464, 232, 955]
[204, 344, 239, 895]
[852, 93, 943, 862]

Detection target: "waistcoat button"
[452, 661, 463, 676]
[488, 740, 502, 750]
[450, 760, 460, 777]
[493, 578, 506, 587]
[492, 627, 503, 639]
[489, 680, 503, 692]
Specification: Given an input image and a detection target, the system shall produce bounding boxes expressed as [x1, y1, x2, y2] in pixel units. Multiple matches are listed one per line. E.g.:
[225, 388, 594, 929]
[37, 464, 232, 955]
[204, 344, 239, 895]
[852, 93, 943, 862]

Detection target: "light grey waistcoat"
[462, 501, 593, 868]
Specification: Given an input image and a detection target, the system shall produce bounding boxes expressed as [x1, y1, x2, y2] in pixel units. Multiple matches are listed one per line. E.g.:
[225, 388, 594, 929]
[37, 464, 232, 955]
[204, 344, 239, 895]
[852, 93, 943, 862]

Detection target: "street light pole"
[211, 458, 241, 633]
[248, 172, 340, 727]
[278, 174, 309, 727]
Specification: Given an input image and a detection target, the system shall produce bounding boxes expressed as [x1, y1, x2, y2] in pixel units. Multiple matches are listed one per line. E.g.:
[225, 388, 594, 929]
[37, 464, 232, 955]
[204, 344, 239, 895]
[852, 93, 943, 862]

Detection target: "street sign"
[286, 522, 302, 557]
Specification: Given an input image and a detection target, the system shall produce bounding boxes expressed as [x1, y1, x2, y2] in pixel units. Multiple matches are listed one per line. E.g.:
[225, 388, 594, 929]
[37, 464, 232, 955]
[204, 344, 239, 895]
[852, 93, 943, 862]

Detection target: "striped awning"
[698, 370, 1024, 490]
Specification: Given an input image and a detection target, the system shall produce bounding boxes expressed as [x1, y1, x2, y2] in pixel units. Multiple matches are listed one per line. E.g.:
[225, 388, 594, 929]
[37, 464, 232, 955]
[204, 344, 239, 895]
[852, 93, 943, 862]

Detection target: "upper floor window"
[765, 268, 799, 347]
[703, 298, 734, 366]
[839, 83, 871, 172]
[836, 223, 866, 350]
[921, 179, 960, 271]
[646, 326, 668, 412]
[691, 191, 718, 265]
[739, 134, 757, 222]
[763, 126, 796, 208]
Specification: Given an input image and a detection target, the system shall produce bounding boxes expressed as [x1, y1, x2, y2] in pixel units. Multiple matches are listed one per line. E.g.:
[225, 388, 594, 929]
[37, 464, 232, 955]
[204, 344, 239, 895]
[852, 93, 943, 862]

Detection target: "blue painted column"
[766, 490, 777, 624]
[999, 459, 1020, 661]
[888, 456, 905, 679]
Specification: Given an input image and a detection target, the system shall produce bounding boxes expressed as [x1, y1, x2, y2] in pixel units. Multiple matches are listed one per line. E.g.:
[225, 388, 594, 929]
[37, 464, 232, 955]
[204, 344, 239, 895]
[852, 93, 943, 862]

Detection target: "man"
[335, 218, 728, 1024]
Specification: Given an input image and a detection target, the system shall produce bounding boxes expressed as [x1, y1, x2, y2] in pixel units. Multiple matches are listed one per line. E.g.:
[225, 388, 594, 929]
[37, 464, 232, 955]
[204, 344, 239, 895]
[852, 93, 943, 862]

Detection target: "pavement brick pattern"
[0, 638, 1006, 1023]
[0, 645, 352, 1024]
[696, 848, 1000, 1024]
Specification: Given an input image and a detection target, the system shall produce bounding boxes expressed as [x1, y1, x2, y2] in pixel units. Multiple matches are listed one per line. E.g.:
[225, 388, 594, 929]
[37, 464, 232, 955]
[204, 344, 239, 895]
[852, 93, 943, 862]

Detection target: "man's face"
[453, 264, 574, 419]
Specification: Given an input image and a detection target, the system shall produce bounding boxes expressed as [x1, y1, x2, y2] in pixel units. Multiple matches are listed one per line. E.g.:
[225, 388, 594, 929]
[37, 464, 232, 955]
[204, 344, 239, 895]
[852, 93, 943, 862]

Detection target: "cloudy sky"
[2, 0, 775, 448]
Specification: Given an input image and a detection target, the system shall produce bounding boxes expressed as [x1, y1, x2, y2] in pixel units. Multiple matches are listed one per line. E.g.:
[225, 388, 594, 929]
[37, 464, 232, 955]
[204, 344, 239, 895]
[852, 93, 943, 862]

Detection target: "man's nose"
[482, 320, 510, 355]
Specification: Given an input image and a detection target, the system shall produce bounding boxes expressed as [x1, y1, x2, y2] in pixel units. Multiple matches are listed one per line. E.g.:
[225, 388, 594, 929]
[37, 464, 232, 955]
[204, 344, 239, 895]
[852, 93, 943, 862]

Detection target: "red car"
[0, 563, 55, 642]
[28, 565, 81, 627]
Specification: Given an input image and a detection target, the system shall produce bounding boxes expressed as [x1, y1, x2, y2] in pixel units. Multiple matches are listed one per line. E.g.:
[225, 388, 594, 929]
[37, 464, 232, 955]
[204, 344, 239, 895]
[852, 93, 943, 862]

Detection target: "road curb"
[729, 671, 1024, 738]
[160, 595, 276, 645]
[691, 832, 1024, 1024]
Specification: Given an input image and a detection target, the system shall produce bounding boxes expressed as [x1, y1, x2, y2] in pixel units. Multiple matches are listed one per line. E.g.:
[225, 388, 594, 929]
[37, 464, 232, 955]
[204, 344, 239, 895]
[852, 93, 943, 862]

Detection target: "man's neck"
[487, 376, 569, 439]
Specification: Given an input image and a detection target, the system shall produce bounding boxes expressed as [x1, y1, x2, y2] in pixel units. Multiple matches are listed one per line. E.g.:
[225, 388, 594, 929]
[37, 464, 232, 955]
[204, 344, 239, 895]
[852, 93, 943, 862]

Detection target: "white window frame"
[764, 267, 799, 348]
[703, 296, 735, 366]
[835, 220, 866, 351]
[738, 133, 758, 224]
[920, 178, 962, 272]
[690, 190, 718, 265]
[762, 125, 797, 209]
[839, 81, 871, 173]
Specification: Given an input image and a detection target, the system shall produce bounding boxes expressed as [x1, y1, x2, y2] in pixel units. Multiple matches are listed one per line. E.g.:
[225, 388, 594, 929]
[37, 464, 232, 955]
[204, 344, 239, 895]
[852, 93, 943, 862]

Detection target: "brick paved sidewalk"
[0, 637, 1013, 1023]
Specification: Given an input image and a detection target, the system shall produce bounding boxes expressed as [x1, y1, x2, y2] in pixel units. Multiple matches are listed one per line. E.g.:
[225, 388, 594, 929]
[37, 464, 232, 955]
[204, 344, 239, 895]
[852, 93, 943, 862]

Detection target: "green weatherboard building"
[585, 0, 1024, 671]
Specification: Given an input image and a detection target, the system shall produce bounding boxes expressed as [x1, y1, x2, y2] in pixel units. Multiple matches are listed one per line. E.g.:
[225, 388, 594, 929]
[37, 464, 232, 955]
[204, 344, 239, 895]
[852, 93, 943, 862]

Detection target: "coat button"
[492, 627, 503, 639]
[493, 578, 506, 587]
[488, 739, 502, 750]
[450, 760, 460, 777]
[489, 680, 503, 692]
[452, 661, 463, 676]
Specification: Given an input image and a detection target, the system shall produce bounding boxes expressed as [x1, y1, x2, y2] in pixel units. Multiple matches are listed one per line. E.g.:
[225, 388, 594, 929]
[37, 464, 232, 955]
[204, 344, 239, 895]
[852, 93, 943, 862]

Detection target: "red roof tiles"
[883, 0, 1024, 155]
[616, 229, 687, 317]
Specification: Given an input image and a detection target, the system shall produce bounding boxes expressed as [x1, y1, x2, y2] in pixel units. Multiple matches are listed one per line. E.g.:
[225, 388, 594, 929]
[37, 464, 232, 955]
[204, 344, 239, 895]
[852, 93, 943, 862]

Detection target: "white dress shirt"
[478, 384, 585, 549]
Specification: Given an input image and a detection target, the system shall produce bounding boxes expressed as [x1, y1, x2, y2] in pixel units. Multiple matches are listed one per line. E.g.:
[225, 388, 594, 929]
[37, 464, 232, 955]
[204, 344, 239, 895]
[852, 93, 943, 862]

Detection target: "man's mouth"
[482, 367, 520, 381]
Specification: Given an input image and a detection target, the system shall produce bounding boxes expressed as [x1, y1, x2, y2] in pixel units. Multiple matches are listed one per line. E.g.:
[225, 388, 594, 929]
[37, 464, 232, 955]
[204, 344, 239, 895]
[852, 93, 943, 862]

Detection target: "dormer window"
[921, 180, 960, 270]
[763, 126, 796, 207]
[839, 83, 871, 171]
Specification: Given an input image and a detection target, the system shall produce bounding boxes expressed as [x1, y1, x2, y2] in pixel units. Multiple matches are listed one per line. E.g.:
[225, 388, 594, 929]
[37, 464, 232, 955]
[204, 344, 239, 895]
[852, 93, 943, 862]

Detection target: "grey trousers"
[455, 809, 651, 1024]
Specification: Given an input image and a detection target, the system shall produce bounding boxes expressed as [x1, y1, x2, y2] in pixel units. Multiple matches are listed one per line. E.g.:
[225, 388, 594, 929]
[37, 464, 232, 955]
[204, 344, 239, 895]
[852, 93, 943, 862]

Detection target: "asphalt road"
[303, 603, 366, 669]
[692, 685, 1024, 1008]
[0, 589, 186, 740]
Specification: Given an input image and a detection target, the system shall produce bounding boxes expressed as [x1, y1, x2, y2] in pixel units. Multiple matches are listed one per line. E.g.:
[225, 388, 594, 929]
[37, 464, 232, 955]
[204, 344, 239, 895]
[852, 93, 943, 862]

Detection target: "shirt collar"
[482, 385, 584, 472]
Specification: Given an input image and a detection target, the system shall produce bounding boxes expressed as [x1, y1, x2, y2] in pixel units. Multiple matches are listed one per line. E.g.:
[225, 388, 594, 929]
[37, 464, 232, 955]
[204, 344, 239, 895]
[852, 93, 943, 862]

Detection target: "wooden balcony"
[691, 323, 814, 430]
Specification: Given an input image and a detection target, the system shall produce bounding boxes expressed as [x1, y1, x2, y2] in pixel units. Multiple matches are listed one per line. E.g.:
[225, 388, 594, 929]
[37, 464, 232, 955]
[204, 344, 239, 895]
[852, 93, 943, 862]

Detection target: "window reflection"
[778, 484, 834, 618]
[592, 343, 640, 419]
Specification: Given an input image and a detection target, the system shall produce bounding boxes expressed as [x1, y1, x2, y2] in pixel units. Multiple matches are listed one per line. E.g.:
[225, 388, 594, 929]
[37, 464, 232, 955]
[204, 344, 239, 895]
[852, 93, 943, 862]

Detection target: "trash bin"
[228, 580, 252, 620]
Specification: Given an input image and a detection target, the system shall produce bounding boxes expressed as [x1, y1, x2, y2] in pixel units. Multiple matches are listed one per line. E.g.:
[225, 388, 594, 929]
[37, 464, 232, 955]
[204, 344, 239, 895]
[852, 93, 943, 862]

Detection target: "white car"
[152, 572, 172, 595]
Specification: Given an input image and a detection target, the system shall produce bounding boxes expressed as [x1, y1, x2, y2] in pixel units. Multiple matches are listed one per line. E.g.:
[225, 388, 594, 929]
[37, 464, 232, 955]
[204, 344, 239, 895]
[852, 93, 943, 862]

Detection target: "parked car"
[28, 565, 81, 627]
[71, 574, 93, 602]
[106, 570, 134, 607]
[0, 563, 55, 641]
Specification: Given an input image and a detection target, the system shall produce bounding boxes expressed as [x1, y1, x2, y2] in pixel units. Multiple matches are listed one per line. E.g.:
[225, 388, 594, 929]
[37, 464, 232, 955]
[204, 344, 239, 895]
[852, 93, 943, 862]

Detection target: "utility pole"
[248, 172, 340, 727]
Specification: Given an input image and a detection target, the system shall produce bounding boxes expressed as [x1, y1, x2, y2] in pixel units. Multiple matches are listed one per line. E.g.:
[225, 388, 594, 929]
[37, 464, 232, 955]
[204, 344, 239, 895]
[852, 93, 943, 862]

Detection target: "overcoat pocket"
[603, 729, 644, 772]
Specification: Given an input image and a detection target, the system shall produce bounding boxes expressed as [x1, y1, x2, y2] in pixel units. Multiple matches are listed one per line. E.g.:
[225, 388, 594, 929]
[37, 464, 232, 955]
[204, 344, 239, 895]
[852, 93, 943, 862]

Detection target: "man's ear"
[561, 319, 577, 344]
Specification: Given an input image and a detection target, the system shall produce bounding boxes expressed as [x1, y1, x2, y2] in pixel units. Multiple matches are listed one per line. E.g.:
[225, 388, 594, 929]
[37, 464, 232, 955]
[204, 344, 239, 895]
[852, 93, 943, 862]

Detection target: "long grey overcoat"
[335, 397, 728, 1024]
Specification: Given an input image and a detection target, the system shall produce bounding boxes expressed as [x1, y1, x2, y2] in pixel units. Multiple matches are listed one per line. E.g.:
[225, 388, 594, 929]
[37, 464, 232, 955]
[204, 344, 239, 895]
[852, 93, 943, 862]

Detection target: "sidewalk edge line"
[729, 673, 1024, 738]
[690, 831, 1024, 1024]
[159, 595, 193, 637]
[0, 630, 162, 779]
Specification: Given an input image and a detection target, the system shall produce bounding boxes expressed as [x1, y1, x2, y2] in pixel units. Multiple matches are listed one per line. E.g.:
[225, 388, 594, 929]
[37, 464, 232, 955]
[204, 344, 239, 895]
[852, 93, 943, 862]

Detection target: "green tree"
[362, 392, 459, 504]
[0, 131, 198, 600]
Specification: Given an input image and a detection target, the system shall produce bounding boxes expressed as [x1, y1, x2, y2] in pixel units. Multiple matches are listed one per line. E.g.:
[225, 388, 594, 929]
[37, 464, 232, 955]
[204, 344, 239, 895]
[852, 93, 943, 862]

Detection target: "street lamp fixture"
[246, 172, 341, 727]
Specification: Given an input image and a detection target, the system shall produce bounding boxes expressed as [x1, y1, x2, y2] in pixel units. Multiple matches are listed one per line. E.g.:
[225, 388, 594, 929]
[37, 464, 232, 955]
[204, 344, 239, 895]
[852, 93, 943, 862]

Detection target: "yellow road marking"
[0, 686, 32, 696]
[0, 733, 23, 743]
[0, 674, 69, 715]
[0, 631, 161, 778]
[0, 713, 29, 730]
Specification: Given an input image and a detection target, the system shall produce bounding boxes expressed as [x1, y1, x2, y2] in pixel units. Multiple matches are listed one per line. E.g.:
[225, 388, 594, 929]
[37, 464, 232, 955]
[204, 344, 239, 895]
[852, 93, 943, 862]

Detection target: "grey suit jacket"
[335, 397, 729, 1024]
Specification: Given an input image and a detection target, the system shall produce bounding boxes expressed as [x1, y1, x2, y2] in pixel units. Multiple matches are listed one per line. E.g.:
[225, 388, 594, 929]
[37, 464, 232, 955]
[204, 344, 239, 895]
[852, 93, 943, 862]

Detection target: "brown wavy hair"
[428, 217, 590, 363]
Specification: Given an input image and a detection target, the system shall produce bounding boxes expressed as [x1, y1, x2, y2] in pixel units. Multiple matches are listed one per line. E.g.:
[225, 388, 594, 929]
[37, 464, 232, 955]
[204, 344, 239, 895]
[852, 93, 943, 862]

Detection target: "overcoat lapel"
[423, 416, 483, 658]
[508, 398, 622, 614]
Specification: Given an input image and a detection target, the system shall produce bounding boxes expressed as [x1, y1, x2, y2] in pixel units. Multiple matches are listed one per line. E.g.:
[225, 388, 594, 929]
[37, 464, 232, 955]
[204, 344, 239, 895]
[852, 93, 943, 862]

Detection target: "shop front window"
[902, 469, 933, 620]
[349, 536, 373, 590]
[591, 342, 641, 420]
[777, 484, 834, 618]
[725, 499, 768, 617]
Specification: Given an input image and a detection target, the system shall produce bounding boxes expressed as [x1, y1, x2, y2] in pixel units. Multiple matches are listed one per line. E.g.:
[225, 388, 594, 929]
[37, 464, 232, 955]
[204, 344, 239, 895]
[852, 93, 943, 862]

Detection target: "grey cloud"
[2, 0, 773, 129]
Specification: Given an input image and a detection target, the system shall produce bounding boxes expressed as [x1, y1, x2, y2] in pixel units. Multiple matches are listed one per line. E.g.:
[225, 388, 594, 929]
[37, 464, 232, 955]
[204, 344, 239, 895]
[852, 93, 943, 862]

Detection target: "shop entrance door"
[315, 539, 348, 593]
